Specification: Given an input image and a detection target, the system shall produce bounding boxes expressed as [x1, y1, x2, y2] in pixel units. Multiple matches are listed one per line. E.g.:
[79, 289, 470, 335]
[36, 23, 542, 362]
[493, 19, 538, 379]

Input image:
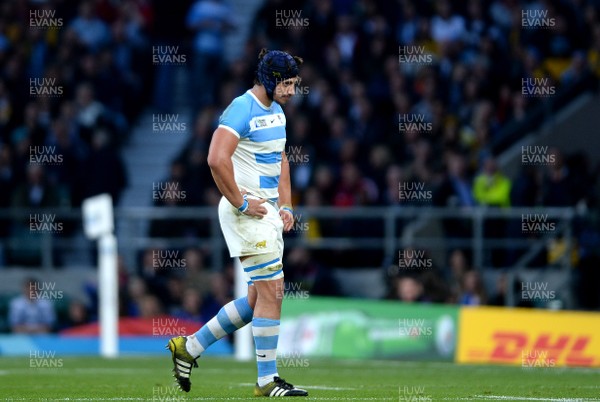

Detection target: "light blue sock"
[186, 296, 254, 357]
[253, 317, 280, 387]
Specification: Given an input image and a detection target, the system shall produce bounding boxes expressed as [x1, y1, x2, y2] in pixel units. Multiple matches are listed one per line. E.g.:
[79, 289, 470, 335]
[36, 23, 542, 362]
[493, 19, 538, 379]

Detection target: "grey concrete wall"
[501, 94, 600, 178]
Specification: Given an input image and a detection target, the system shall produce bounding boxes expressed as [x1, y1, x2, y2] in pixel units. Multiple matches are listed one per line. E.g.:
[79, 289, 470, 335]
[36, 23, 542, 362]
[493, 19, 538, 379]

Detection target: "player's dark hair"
[258, 47, 269, 61]
[254, 48, 269, 84]
[292, 55, 304, 66]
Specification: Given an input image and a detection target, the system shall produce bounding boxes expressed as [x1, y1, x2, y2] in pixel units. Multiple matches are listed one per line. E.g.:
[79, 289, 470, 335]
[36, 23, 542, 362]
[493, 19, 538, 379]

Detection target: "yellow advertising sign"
[457, 307, 600, 367]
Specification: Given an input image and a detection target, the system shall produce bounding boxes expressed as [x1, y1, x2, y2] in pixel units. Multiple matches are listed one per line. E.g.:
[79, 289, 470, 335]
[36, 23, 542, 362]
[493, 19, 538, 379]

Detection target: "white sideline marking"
[237, 382, 357, 390]
[474, 396, 600, 401]
[1, 398, 394, 401]
[6, 397, 597, 402]
[439, 398, 581, 401]
[300, 385, 358, 391]
[0, 367, 249, 376]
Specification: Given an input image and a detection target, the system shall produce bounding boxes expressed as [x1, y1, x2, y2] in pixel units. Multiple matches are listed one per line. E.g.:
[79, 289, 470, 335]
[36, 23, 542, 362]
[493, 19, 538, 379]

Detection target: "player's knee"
[241, 252, 284, 283]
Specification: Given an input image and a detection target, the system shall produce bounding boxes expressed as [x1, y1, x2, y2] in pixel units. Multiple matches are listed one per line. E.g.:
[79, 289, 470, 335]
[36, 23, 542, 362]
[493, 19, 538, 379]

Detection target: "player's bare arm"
[278, 151, 294, 232]
[207, 127, 267, 218]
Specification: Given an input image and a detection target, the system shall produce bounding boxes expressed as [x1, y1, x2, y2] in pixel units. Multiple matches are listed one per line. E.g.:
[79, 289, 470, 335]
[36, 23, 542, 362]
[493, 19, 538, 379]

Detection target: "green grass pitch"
[0, 356, 599, 401]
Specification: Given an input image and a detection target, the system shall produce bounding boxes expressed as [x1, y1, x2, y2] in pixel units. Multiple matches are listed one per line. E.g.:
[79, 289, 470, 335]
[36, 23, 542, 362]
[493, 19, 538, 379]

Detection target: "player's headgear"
[256, 49, 302, 100]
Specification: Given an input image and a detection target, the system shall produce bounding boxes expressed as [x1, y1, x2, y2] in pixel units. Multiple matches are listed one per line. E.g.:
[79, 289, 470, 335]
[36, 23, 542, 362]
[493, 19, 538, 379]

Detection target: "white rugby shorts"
[218, 195, 284, 259]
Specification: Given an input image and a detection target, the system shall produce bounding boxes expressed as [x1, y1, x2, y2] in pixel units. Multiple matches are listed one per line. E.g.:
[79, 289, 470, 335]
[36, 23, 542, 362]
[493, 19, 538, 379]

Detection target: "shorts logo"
[255, 240, 267, 249]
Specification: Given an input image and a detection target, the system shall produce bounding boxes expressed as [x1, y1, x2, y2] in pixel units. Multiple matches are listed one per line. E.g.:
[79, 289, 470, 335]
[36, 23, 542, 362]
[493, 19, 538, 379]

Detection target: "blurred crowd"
[5, 249, 231, 333]
[156, 0, 600, 247]
[2, 0, 600, 332]
[0, 0, 156, 211]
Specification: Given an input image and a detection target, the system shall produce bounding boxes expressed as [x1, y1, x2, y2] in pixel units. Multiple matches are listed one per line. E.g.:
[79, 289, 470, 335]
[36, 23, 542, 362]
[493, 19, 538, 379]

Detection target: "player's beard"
[274, 94, 291, 106]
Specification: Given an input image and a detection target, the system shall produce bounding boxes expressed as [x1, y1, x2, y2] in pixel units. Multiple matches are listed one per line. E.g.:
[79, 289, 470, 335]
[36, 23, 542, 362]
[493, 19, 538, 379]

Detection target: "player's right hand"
[242, 193, 267, 219]
[244, 197, 268, 218]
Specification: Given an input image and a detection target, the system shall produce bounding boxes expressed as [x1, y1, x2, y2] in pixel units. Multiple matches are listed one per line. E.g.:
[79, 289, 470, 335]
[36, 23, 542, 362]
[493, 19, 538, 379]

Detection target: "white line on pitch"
[236, 382, 357, 391]
[474, 395, 600, 401]
[1, 398, 395, 401]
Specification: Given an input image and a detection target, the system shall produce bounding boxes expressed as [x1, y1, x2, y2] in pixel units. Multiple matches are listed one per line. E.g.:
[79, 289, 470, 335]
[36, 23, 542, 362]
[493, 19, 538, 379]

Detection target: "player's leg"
[185, 284, 256, 357]
[167, 282, 257, 392]
[243, 253, 308, 397]
[168, 197, 258, 392]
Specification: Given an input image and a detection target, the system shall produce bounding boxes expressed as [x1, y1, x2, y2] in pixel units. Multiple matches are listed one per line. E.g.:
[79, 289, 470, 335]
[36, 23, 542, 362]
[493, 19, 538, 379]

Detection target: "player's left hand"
[279, 208, 294, 232]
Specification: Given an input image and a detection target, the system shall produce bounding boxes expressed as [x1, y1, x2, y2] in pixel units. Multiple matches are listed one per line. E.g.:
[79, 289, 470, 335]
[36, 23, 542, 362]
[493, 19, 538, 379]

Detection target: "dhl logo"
[489, 332, 595, 366]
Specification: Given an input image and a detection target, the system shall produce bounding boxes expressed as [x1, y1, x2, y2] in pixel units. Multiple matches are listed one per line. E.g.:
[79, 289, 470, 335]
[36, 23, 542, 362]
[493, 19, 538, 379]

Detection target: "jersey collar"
[247, 89, 273, 111]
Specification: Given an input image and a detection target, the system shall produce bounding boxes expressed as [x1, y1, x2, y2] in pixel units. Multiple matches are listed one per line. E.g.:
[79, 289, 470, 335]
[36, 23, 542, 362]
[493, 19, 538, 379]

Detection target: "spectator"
[58, 299, 90, 330]
[459, 270, 486, 306]
[45, 117, 87, 206]
[9, 278, 56, 333]
[138, 294, 163, 318]
[183, 247, 212, 297]
[473, 157, 511, 266]
[172, 288, 205, 323]
[186, 0, 235, 112]
[445, 249, 470, 303]
[125, 276, 148, 317]
[488, 273, 508, 306]
[473, 157, 511, 207]
[68, 1, 110, 51]
[82, 128, 127, 205]
[11, 102, 46, 148]
[75, 82, 106, 142]
[394, 276, 429, 303]
[435, 151, 475, 238]
[0, 144, 15, 237]
[11, 164, 62, 208]
[283, 247, 318, 291]
[164, 277, 185, 313]
[431, 0, 466, 45]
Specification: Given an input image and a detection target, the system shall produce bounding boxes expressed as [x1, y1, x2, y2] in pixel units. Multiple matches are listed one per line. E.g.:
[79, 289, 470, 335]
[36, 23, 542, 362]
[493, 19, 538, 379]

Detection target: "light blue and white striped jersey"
[218, 90, 286, 200]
